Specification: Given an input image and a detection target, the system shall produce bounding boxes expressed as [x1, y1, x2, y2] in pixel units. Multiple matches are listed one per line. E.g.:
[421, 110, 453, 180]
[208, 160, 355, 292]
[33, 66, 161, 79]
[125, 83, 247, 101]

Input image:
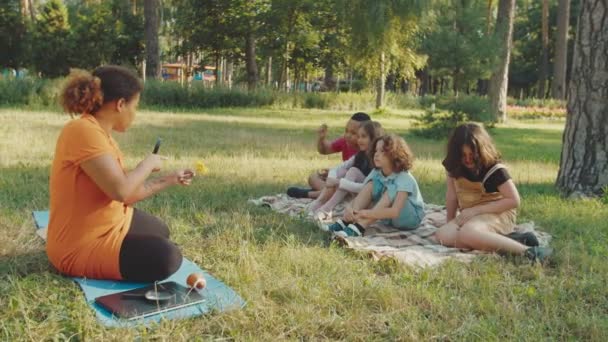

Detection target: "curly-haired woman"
[48, 65, 194, 282]
[323, 134, 425, 237]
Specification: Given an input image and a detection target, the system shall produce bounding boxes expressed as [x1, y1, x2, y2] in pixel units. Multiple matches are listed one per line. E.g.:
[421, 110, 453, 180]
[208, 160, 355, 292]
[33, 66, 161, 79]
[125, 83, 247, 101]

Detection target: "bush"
[141, 81, 276, 108]
[0, 78, 61, 109]
[507, 97, 566, 109]
[417, 95, 492, 122]
[302, 93, 330, 109]
[412, 109, 469, 139]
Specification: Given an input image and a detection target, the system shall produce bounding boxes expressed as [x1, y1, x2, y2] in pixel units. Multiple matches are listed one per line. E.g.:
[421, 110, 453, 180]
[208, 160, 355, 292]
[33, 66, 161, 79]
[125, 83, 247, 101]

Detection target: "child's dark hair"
[359, 121, 385, 160]
[372, 134, 414, 172]
[442, 123, 501, 177]
[350, 112, 371, 122]
[61, 65, 143, 115]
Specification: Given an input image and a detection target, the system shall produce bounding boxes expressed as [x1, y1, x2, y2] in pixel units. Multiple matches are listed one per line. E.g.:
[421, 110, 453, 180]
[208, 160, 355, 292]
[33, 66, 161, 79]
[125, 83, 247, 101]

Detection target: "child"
[287, 112, 371, 199]
[324, 134, 425, 237]
[308, 121, 384, 219]
[434, 123, 551, 262]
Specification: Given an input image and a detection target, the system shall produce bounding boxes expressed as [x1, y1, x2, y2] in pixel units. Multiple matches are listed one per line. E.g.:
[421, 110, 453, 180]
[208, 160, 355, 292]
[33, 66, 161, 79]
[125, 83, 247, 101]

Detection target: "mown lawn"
[0, 108, 606, 340]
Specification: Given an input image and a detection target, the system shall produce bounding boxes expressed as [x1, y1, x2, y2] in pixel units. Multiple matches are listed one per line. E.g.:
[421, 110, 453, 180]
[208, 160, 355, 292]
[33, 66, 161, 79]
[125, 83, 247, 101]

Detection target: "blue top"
[365, 168, 425, 219]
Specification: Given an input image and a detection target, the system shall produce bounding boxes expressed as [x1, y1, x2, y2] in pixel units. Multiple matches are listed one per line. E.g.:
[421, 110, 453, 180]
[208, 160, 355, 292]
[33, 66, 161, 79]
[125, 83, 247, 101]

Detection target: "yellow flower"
[195, 161, 209, 175]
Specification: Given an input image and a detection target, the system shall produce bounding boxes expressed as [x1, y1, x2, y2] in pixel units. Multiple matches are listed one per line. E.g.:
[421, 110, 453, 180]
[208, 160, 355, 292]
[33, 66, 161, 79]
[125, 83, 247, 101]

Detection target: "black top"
[353, 151, 373, 176]
[461, 164, 511, 193]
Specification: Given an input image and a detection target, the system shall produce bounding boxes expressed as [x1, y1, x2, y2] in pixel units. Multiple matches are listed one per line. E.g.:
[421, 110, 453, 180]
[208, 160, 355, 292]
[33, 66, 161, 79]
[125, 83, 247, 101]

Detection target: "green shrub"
[507, 97, 566, 109]
[141, 81, 276, 109]
[0, 78, 61, 109]
[412, 109, 469, 139]
[303, 93, 329, 109]
[417, 95, 492, 122]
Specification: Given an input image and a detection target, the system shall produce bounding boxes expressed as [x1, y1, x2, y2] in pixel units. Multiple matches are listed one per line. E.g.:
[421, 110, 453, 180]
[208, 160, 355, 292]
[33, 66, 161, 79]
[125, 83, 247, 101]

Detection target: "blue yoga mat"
[32, 210, 245, 327]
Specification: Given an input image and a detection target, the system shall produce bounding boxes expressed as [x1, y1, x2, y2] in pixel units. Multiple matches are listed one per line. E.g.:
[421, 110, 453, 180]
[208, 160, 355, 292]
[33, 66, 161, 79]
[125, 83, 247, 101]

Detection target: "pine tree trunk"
[324, 65, 335, 91]
[551, 0, 571, 99]
[556, 0, 608, 197]
[376, 52, 386, 109]
[489, 0, 515, 122]
[245, 33, 258, 91]
[144, 0, 160, 79]
[20, 0, 29, 18]
[266, 56, 272, 86]
[537, 0, 550, 98]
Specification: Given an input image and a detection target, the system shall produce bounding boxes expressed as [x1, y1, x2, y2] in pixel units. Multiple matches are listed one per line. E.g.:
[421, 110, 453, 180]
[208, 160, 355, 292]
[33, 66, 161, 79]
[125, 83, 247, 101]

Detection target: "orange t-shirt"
[47, 114, 133, 280]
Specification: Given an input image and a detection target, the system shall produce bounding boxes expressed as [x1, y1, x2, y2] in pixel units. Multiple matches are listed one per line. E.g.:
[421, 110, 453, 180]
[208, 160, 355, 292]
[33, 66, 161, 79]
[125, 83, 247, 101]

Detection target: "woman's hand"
[142, 154, 166, 172]
[455, 207, 480, 227]
[171, 169, 195, 186]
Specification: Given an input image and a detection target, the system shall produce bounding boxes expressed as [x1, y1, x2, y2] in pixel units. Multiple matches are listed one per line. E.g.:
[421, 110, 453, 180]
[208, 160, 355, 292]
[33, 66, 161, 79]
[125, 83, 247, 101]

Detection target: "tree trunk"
[20, 0, 29, 18]
[486, 0, 494, 33]
[266, 56, 272, 86]
[324, 65, 335, 91]
[144, 0, 160, 79]
[375, 52, 386, 109]
[537, 0, 550, 98]
[489, 0, 515, 122]
[418, 68, 430, 96]
[556, 0, 608, 197]
[552, 0, 571, 99]
[245, 33, 258, 91]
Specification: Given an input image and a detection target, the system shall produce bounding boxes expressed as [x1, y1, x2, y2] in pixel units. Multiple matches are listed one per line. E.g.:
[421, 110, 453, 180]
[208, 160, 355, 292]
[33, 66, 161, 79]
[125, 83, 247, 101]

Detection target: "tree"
[1, 0, 28, 68]
[488, 0, 515, 122]
[556, 0, 608, 197]
[144, 0, 160, 79]
[537, 0, 549, 98]
[421, 0, 500, 96]
[31, 0, 72, 77]
[551, 0, 570, 99]
[69, 2, 118, 69]
[340, 0, 426, 108]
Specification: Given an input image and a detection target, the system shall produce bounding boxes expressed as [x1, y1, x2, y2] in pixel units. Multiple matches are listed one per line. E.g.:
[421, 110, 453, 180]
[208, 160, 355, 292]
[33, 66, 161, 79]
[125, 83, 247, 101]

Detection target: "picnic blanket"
[248, 194, 552, 268]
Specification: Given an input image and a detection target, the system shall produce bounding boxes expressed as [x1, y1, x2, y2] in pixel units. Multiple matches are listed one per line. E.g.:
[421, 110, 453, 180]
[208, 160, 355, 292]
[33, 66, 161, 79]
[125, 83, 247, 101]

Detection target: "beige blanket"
[249, 194, 552, 268]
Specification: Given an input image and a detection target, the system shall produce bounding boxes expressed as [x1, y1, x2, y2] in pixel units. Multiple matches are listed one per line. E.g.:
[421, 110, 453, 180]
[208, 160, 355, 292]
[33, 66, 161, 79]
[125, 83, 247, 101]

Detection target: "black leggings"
[119, 209, 183, 282]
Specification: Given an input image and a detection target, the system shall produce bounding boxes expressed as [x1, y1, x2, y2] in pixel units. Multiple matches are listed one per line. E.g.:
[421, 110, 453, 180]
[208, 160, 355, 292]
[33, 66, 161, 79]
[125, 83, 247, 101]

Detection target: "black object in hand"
[153, 138, 162, 154]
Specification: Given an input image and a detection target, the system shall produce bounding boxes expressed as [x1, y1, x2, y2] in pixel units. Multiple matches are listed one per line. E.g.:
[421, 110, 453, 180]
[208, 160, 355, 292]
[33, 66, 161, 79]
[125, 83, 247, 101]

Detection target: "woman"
[48, 65, 194, 282]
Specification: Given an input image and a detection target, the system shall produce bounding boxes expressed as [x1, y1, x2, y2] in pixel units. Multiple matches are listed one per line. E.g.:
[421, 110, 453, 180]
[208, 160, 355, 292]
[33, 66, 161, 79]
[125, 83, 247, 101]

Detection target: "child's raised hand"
[317, 124, 328, 139]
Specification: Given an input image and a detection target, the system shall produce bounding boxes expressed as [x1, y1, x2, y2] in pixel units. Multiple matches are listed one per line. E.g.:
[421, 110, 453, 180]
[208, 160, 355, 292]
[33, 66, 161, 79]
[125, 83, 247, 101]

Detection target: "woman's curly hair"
[61, 65, 142, 116]
[372, 134, 414, 172]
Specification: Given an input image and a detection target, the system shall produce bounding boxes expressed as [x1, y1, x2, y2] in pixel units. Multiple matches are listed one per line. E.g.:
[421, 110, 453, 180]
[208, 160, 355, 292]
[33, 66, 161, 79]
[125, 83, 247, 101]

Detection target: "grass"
[0, 107, 606, 340]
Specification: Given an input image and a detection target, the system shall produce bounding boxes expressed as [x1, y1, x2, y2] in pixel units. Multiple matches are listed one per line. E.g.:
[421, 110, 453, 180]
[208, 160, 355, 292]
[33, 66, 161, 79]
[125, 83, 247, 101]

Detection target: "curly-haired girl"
[323, 134, 425, 237]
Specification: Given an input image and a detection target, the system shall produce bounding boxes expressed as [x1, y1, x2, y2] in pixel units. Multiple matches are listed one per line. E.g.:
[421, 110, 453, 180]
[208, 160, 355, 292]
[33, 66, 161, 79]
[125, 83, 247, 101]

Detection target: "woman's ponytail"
[60, 69, 103, 115]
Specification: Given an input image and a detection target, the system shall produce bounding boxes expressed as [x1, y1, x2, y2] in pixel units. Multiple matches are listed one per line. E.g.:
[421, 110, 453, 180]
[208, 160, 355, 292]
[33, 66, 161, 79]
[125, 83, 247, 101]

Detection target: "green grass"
[0, 107, 606, 340]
